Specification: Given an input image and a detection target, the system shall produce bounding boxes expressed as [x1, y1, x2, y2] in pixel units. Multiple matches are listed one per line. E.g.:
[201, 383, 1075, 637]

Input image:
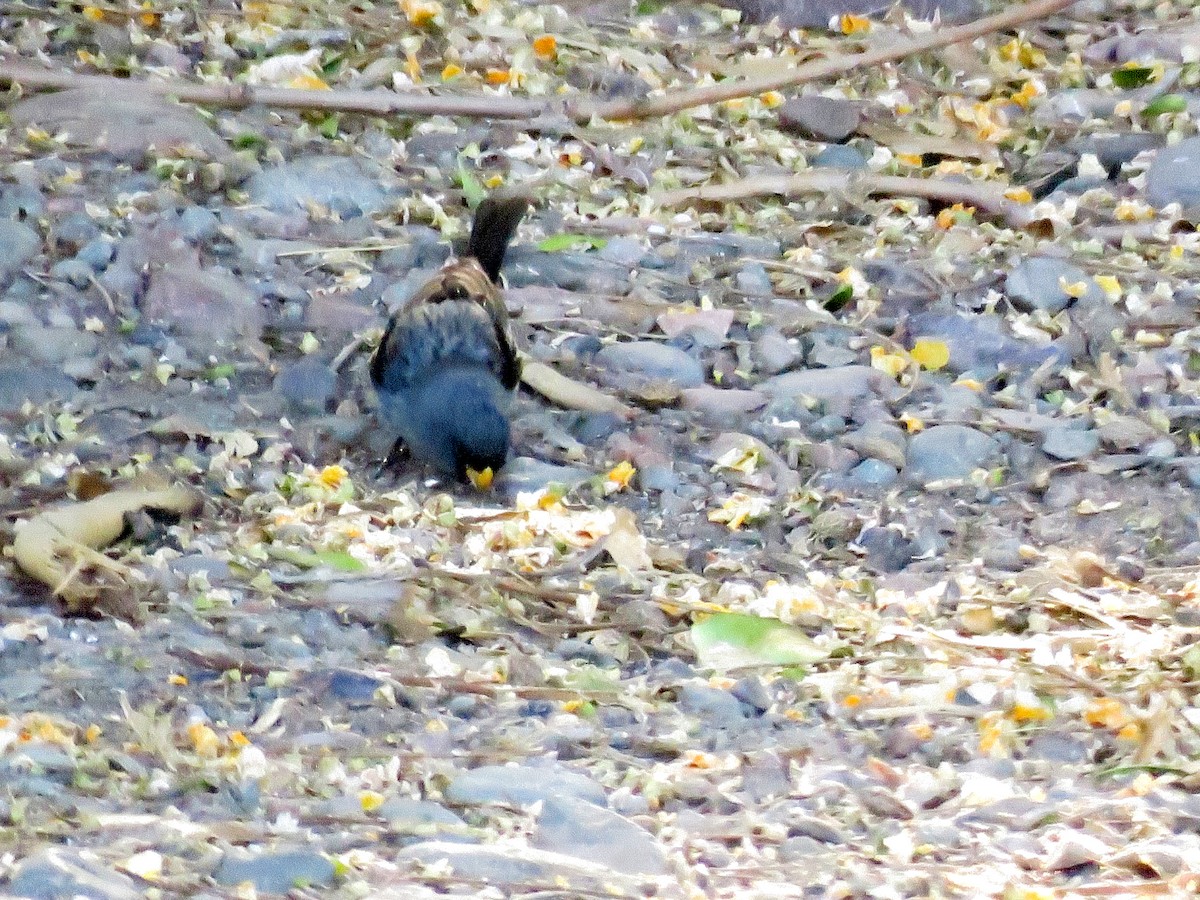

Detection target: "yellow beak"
[466, 466, 495, 490]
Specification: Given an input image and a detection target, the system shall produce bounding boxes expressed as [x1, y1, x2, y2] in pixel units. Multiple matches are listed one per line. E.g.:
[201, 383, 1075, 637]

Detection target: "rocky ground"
[2, 0, 1200, 897]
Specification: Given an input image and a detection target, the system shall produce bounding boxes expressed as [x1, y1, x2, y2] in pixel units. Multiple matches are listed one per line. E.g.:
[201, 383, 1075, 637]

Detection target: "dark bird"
[370, 194, 529, 487]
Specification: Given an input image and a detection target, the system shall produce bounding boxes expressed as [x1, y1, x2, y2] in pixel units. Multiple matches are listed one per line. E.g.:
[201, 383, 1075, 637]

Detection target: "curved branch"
[0, 0, 1077, 124]
[655, 170, 1034, 228]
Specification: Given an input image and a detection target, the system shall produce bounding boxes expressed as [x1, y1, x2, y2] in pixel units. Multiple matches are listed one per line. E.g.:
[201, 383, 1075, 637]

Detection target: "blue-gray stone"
[49, 213, 99, 253]
[1042, 426, 1100, 461]
[274, 359, 336, 412]
[246, 155, 390, 217]
[445, 764, 607, 808]
[533, 795, 667, 875]
[0, 220, 41, 285]
[178, 206, 220, 242]
[847, 458, 899, 486]
[1006, 257, 1102, 314]
[0, 185, 46, 222]
[1147, 136, 1200, 209]
[812, 144, 869, 169]
[595, 340, 705, 387]
[214, 851, 335, 892]
[735, 262, 773, 296]
[7, 849, 139, 900]
[50, 258, 95, 288]
[906, 424, 1001, 482]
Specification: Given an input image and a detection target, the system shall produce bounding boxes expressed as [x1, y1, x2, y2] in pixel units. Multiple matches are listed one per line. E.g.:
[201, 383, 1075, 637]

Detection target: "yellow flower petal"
[910, 338, 950, 371]
[840, 13, 870, 33]
[287, 73, 331, 91]
[532, 34, 557, 60]
[606, 460, 636, 490]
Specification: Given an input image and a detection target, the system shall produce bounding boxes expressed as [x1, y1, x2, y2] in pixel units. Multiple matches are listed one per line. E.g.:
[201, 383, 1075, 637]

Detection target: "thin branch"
[0, 58, 551, 120]
[655, 170, 1034, 228]
[0, 0, 1079, 124]
[593, 0, 1080, 120]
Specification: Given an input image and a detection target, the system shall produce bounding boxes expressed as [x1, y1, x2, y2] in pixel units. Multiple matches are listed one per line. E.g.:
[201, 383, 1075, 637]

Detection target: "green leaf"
[691, 613, 827, 670]
[536, 233, 608, 252]
[1111, 66, 1155, 89]
[318, 114, 340, 139]
[560, 665, 621, 694]
[1096, 764, 1188, 779]
[321, 53, 344, 76]
[313, 550, 366, 573]
[825, 283, 854, 311]
[232, 132, 267, 150]
[1181, 643, 1200, 679]
[1142, 93, 1188, 116]
[203, 363, 236, 381]
[456, 159, 486, 209]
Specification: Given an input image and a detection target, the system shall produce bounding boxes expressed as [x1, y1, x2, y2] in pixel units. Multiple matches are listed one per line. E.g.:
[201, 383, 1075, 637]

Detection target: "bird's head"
[448, 398, 510, 488]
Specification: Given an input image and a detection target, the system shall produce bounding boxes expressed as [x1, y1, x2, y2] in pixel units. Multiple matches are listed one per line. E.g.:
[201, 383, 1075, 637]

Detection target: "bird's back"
[371, 295, 511, 393]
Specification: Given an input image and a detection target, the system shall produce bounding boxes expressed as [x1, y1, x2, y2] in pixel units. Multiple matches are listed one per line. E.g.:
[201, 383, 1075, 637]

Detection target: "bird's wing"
[373, 195, 528, 392]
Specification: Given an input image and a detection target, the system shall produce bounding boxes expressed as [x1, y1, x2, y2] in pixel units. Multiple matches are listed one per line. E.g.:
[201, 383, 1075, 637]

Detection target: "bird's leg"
[374, 438, 411, 479]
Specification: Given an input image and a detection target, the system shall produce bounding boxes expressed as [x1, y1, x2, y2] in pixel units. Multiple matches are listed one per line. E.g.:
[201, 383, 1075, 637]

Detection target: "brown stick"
[654, 171, 1034, 228]
[0, 58, 550, 120]
[593, 0, 1080, 120]
[0, 0, 1078, 124]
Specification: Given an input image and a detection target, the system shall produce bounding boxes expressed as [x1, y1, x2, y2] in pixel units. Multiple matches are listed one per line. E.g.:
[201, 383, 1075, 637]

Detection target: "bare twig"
[655, 170, 1034, 228]
[594, 0, 1080, 120]
[0, 0, 1079, 124]
[0, 58, 550, 119]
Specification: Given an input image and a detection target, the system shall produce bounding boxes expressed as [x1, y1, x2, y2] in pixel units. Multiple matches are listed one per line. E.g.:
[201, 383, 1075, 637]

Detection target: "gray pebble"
[178, 206, 220, 242]
[445, 763, 607, 807]
[777, 96, 861, 143]
[981, 538, 1027, 571]
[808, 414, 848, 439]
[597, 236, 646, 267]
[0, 184, 46, 221]
[1146, 437, 1177, 461]
[1006, 257, 1100, 314]
[856, 526, 915, 572]
[0, 300, 38, 327]
[213, 851, 335, 893]
[595, 340, 705, 387]
[846, 458, 899, 487]
[753, 328, 798, 375]
[0, 220, 41, 286]
[10, 325, 99, 365]
[508, 249, 631, 295]
[812, 144, 869, 169]
[1071, 132, 1163, 173]
[497, 457, 591, 498]
[842, 420, 907, 468]
[761, 365, 901, 405]
[274, 359, 336, 413]
[1147, 136, 1200, 209]
[676, 682, 747, 725]
[906, 424, 1000, 482]
[1041, 426, 1100, 461]
[49, 213, 100, 254]
[533, 795, 667, 875]
[49, 258, 95, 288]
[806, 334, 858, 368]
[735, 262, 773, 296]
[7, 849, 140, 900]
[680, 386, 766, 420]
[246, 155, 390, 217]
[378, 797, 469, 835]
[0, 366, 79, 412]
[638, 462, 680, 492]
[75, 237, 116, 270]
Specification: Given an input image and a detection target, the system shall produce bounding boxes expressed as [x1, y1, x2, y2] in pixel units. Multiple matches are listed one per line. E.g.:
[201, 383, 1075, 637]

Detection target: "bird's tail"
[467, 194, 530, 284]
